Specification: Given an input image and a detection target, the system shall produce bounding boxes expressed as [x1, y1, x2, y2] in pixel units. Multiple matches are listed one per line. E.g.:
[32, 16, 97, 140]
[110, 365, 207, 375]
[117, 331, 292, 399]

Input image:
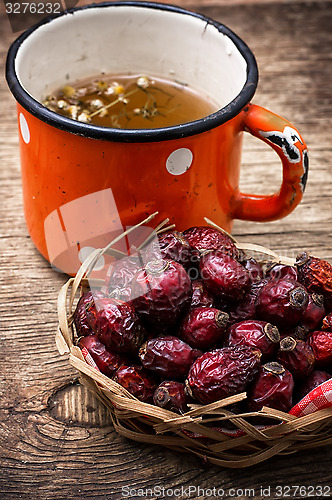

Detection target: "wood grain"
[1, 1, 332, 499]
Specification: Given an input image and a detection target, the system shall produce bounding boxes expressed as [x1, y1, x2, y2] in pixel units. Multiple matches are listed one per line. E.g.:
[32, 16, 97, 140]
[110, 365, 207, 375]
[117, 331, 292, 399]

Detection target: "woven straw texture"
[56, 214, 332, 468]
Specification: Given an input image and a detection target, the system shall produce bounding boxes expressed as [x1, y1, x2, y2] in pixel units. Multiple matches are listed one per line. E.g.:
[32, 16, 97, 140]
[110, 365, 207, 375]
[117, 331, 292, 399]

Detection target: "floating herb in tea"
[42, 74, 218, 129]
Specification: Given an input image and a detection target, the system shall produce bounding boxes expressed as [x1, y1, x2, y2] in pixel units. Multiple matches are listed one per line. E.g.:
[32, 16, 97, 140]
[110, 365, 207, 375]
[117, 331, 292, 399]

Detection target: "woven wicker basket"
[56, 213, 332, 468]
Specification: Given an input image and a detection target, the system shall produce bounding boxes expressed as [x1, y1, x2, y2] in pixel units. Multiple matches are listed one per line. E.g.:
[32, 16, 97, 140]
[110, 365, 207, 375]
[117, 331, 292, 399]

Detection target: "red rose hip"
[307, 330, 332, 368]
[156, 230, 195, 271]
[277, 337, 315, 379]
[189, 279, 216, 310]
[300, 293, 326, 331]
[153, 381, 192, 413]
[139, 336, 202, 378]
[228, 279, 269, 324]
[226, 320, 280, 359]
[247, 362, 294, 412]
[255, 278, 309, 328]
[179, 306, 229, 350]
[130, 259, 192, 334]
[200, 250, 250, 301]
[241, 257, 264, 283]
[186, 346, 261, 404]
[78, 335, 127, 377]
[296, 252, 332, 302]
[73, 290, 106, 337]
[183, 226, 238, 257]
[113, 365, 158, 403]
[103, 255, 141, 302]
[264, 262, 298, 281]
[96, 297, 146, 354]
[279, 325, 307, 341]
[296, 369, 332, 401]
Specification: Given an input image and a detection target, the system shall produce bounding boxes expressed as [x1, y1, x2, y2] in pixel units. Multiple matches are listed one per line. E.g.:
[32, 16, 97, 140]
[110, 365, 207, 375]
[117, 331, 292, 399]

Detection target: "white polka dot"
[166, 148, 193, 175]
[19, 113, 30, 144]
[78, 246, 105, 271]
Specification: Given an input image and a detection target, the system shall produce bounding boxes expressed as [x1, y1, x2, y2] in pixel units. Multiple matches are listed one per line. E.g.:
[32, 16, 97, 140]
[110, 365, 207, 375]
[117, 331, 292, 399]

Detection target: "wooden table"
[1, 1, 332, 498]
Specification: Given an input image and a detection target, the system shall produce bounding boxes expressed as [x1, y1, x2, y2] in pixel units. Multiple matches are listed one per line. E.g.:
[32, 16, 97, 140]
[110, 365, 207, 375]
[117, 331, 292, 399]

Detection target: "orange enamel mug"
[6, 1, 308, 275]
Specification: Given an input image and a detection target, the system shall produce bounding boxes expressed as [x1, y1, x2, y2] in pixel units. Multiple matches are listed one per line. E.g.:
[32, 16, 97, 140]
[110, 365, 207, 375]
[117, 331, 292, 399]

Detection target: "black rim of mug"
[5, 1, 259, 143]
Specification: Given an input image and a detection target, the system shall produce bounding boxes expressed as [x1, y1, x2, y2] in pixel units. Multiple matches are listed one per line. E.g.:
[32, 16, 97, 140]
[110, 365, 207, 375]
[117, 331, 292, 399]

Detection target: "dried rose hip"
[277, 337, 315, 379]
[307, 330, 332, 367]
[241, 257, 264, 283]
[157, 230, 196, 270]
[189, 279, 216, 310]
[113, 365, 158, 403]
[200, 250, 250, 302]
[95, 297, 145, 354]
[130, 259, 192, 334]
[247, 362, 294, 412]
[255, 278, 309, 328]
[139, 336, 202, 378]
[183, 226, 238, 257]
[179, 306, 229, 350]
[264, 262, 298, 281]
[296, 369, 332, 401]
[226, 320, 280, 359]
[322, 312, 332, 331]
[228, 279, 269, 324]
[153, 381, 192, 413]
[300, 293, 326, 332]
[73, 290, 107, 337]
[78, 335, 127, 377]
[279, 325, 308, 341]
[296, 252, 332, 302]
[186, 346, 261, 404]
[103, 255, 141, 302]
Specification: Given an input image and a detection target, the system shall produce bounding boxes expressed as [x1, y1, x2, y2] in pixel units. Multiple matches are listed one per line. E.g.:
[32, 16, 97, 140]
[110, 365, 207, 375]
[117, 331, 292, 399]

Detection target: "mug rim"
[6, 1, 259, 143]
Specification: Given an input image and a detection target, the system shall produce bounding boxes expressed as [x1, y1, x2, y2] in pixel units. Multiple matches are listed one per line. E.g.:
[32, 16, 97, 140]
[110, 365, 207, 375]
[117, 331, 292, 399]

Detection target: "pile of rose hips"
[74, 226, 332, 417]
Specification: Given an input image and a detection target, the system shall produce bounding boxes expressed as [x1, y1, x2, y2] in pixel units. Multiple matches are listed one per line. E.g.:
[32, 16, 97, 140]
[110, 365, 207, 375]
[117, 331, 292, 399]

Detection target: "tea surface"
[43, 74, 218, 129]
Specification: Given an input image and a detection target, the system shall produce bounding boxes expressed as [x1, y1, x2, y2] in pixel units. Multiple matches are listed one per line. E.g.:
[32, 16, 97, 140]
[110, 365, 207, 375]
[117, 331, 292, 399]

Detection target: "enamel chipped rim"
[6, 1, 258, 143]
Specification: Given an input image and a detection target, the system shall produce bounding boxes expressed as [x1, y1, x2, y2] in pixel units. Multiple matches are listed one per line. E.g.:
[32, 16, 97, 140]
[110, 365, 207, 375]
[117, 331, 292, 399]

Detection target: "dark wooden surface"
[1, 1, 332, 499]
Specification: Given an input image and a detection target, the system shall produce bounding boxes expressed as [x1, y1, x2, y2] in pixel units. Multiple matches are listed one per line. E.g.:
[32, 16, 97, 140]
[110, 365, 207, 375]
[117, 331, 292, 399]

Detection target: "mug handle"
[230, 103, 309, 222]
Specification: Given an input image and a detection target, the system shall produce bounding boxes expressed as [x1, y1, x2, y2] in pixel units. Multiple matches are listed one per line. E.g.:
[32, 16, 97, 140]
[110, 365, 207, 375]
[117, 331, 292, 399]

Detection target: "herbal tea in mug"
[43, 74, 218, 129]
